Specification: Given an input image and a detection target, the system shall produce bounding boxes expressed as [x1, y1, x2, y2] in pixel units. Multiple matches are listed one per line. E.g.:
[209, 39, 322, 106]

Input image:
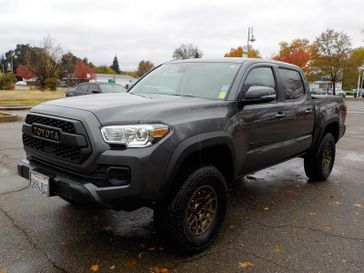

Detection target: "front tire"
[154, 166, 228, 254]
[304, 133, 336, 181]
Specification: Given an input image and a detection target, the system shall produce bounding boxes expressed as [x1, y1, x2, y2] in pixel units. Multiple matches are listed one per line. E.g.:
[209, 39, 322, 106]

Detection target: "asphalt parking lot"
[0, 101, 363, 273]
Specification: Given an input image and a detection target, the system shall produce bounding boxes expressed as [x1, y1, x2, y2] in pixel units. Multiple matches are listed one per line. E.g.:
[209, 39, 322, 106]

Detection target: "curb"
[0, 106, 32, 111]
[0, 112, 19, 123]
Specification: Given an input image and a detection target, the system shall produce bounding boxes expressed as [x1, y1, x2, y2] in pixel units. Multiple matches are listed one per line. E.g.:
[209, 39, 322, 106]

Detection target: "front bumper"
[17, 158, 148, 210]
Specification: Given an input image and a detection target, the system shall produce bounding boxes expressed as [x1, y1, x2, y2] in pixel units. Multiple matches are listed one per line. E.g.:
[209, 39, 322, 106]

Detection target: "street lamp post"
[10, 51, 16, 73]
[245, 27, 256, 58]
[356, 66, 364, 98]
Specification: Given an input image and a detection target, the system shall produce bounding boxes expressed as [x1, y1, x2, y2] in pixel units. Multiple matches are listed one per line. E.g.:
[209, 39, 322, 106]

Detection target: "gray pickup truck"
[18, 58, 346, 253]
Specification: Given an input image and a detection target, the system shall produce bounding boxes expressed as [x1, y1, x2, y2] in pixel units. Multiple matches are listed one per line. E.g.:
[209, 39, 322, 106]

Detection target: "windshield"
[130, 62, 240, 100]
[100, 84, 126, 93]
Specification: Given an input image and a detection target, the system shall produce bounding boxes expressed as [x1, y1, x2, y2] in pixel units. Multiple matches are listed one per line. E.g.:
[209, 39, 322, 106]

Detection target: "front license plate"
[30, 170, 50, 196]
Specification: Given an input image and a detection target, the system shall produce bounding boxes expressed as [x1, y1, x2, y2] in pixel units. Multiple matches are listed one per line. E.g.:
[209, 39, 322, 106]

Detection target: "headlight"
[101, 124, 170, 147]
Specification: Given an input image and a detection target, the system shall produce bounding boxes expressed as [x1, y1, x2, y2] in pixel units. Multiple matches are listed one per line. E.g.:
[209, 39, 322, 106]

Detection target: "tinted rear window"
[279, 68, 305, 100]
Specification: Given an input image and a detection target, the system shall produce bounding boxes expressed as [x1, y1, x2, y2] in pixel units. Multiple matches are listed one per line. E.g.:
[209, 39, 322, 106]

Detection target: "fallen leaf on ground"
[110, 265, 116, 270]
[333, 201, 342, 205]
[90, 264, 100, 272]
[138, 252, 144, 258]
[355, 203, 363, 208]
[273, 245, 281, 253]
[124, 259, 137, 268]
[327, 251, 333, 256]
[263, 207, 269, 211]
[309, 212, 317, 216]
[239, 261, 255, 270]
[58, 240, 68, 246]
[150, 267, 170, 273]
[322, 224, 331, 231]
[0, 269, 8, 273]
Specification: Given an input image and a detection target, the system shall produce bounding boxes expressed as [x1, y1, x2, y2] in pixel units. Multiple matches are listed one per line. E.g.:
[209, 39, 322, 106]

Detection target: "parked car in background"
[355, 89, 364, 98]
[15, 81, 27, 86]
[328, 89, 346, 98]
[311, 88, 328, 95]
[66, 82, 126, 97]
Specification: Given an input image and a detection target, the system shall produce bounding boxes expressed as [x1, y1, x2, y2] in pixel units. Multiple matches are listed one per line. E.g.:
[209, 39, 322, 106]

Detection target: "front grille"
[26, 114, 75, 133]
[23, 114, 91, 164]
[23, 134, 82, 163]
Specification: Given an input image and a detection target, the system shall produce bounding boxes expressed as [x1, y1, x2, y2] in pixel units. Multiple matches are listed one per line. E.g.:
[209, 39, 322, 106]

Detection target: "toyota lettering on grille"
[32, 125, 61, 142]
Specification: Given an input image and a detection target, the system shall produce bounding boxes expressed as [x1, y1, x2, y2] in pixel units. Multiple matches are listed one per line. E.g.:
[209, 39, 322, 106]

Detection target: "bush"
[44, 77, 57, 91]
[0, 72, 17, 90]
[344, 89, 354, 95]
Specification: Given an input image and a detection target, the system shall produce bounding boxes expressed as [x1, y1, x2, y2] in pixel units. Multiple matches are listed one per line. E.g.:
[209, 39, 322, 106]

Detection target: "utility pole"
[357, 66, 364, 98]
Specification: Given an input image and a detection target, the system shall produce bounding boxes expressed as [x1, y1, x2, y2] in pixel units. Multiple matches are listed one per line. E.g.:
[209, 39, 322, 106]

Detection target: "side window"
[89, 84, 99, 93]
[244, 67, 276, 90]
[78, 84, 89, 92]
[279, 68, 305, 100]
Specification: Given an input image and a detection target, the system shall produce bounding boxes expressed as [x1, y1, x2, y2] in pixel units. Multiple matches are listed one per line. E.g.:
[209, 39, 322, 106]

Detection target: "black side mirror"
[242, 86, 276, 104]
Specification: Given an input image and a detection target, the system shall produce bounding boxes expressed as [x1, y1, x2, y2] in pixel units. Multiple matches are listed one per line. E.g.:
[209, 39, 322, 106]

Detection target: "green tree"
[173, 44, 203, 60]
[342, 48, 364, 89]
[1, 44, 31, 73]
[95, 65, 114, 74]
[111, 55, 120, 73]
[311, 29, 352, 94]
[136, 60, 154, 77]
[0, 72, 17, 90]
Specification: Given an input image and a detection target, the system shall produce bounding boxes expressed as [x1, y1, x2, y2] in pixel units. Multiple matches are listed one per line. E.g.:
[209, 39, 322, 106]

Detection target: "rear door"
[237, 64, 314, 174]
[278, 67, 315, 151]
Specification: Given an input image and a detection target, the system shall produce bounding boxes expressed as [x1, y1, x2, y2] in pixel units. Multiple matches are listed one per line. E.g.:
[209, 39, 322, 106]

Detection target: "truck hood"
[39, 93, 228, 125]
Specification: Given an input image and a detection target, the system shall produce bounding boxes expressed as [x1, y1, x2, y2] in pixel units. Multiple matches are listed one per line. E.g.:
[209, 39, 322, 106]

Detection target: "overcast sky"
[0, 0, 363, 70]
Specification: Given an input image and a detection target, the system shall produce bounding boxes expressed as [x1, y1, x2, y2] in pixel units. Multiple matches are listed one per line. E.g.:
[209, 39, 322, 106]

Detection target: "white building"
[92, 74, 137, 87]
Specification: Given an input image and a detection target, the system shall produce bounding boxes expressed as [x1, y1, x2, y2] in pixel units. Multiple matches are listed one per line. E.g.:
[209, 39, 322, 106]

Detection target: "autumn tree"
[111, 55, 120, 73]
[273, 39, 312, 76]
[24, 36, 63, 90]
[311, 29, 351, 94]
[224, 46, 260, 58]
[173, 44, 203, 60]
[342, 47, 364, 89]
[59, 52, 78, 80]
[16, 65, 34, 80]
[72, 60, 96, 80]
[136, 60, 154, 77]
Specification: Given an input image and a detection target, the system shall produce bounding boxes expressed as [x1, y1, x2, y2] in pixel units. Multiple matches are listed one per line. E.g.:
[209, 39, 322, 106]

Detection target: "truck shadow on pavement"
[45, 159, 344, 272]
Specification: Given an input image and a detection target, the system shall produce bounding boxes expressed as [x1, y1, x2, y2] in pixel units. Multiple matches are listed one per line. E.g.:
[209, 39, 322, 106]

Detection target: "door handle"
[275, 112, 286, 119]
[304, 108, 313, 114]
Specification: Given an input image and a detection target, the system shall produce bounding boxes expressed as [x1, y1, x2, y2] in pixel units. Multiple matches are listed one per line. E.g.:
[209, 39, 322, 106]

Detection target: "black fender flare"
[161, 131, 236, 191]
[310, 117, 340, 155]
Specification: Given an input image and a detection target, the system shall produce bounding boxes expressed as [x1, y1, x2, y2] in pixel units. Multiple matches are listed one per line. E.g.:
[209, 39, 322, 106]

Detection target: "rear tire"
[304, 133, 336, 182]
[154, 166, 228, 254]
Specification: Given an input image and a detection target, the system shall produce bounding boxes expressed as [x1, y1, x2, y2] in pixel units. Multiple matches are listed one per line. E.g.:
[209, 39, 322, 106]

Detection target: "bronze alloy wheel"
[322, 143, 333, 171]
[185, 185, 218, 236]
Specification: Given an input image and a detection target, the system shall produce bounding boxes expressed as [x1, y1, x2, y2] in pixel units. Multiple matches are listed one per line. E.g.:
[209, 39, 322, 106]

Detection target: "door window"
[279, 68, 305, 100]
[244, 67, 276, 90]
[78, 84, 89, 93]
